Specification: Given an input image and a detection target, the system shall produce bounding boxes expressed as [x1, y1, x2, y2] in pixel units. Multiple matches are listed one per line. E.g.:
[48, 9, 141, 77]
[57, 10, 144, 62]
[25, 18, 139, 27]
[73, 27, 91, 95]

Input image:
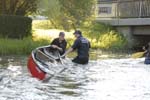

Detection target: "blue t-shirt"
[72, 36, 90, 58]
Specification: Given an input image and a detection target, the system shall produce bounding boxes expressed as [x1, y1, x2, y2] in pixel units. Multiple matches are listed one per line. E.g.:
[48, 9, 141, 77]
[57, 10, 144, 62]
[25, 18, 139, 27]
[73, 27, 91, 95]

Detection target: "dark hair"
[59, 32, 65, 36]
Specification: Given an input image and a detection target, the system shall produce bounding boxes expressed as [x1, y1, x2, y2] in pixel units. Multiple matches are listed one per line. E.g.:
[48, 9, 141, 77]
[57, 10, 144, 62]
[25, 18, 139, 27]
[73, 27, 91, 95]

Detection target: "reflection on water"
[0, 56, 27, 68]
[0, 56, 150, 100]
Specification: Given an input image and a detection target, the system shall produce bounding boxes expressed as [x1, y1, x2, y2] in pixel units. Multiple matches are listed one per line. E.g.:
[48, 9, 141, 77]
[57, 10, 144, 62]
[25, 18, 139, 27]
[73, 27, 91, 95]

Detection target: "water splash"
[0, 57, 150, 100]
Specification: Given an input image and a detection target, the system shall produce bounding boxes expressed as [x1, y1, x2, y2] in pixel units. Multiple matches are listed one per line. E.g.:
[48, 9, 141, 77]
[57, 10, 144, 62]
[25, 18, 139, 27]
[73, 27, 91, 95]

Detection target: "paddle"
[131, 51, 146, 58]
[42, 67, 67, 82]
[42, 51, 67, 82]
[36, 49, 67, 82]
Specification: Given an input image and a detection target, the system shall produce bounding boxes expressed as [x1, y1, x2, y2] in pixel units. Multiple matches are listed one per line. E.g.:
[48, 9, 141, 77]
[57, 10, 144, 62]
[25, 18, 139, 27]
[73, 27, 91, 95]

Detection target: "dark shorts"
[72, 56, 89, 64]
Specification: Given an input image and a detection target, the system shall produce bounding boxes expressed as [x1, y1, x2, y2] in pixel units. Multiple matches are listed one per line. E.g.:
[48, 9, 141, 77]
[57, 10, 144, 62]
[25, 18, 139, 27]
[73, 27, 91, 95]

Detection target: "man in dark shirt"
[62, 30, 90, 64]
[50, 32, 67, 55]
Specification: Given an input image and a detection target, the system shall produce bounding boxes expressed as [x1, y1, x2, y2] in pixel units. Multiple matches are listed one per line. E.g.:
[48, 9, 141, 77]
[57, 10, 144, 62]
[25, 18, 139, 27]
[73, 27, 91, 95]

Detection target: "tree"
[38, 0, 96, 30]
[59, 0, 96, 29]
[38, 0, 61, 28]
[0, 0, 39, 16]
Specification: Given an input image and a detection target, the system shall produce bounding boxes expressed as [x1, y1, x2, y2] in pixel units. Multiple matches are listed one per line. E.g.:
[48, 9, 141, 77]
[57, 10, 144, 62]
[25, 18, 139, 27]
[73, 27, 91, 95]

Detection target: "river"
[0, 55, 150, 100]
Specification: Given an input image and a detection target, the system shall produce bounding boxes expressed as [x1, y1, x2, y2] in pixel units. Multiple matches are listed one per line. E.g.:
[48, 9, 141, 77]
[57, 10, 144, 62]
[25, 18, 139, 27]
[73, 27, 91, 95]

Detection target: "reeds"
[0, 37, 49, 55]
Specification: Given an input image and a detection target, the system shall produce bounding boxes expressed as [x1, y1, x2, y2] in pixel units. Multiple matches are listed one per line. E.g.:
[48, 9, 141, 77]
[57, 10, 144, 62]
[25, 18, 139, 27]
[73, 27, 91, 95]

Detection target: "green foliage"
[81, 22, 127, 50]
[38, 0, 96, 30]
[0, 15, 32, 39]
[0, 30, 127, 55]
[0, 0, 39, 16]
[0, 37, 49, 55]
[59, 0, 96, 25]
[32, 20, 52, 29]
[38, 0, 61, 29]
[66, 38, 74, 48]
[90, 31, 127, 50]
[58, 0, 96, 30]
[82, 22, 114, 40]
[32, 20, 127, 50]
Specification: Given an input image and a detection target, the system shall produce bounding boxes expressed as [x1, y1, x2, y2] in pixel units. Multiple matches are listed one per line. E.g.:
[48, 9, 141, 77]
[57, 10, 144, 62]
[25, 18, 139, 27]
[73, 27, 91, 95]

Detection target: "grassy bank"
[0, 20, 127, 55]
[0, 31, 126, 55]
[32, 20, 52, 29]
[32, 20, 127, 49]
[0, 37, 49, 55]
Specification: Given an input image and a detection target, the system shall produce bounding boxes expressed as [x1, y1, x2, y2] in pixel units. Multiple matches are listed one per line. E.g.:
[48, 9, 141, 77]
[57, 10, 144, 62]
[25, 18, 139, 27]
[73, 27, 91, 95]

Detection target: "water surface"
[0, 56, 150, 100]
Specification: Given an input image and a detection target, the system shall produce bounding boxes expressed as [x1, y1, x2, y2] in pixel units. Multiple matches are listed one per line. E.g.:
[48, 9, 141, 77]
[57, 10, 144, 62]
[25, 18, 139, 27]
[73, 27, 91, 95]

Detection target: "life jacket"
[77, 36, 90, 58]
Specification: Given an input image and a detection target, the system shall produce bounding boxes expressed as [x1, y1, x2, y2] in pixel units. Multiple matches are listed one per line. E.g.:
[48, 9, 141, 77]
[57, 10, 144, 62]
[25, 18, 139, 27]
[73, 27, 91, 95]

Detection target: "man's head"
[59, 32, 65, 41]
[73, 30, 82, 38]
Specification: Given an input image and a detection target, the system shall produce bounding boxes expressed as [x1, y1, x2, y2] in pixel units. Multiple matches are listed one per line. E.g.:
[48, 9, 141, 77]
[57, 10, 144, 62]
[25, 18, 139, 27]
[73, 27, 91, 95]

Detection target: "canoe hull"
[27, 45, 62, 80]
[27, 55, 46, 80]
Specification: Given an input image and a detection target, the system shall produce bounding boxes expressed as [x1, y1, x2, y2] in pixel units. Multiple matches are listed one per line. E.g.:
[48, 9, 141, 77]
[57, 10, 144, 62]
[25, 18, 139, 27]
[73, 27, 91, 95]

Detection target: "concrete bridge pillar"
[116, 26, 135, 48]
[96, 18, 150, 49]
[116, 26, 150, 50]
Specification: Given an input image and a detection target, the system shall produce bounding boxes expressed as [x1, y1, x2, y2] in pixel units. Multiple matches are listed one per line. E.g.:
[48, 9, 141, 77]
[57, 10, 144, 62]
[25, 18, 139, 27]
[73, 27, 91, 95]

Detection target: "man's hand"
[60, 48, 73, 58]
[51, 45, 63, 51]
[51, 45, 58, 48]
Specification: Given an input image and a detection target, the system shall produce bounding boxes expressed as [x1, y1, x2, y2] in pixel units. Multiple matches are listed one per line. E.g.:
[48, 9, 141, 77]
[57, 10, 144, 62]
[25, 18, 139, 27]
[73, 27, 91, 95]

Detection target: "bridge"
[96, 0, 150, 48]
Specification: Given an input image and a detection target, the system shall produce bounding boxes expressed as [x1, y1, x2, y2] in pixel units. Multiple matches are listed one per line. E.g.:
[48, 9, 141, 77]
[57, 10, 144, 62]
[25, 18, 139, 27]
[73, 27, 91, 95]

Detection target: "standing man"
[62, 30, 90, 64]
[50, 32, 67, 55]
[143, 42, 150, 64]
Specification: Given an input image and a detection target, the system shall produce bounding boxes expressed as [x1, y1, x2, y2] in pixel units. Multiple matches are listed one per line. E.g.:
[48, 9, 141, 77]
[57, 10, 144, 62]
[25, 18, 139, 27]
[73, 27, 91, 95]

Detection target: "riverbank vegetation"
[32, 20, 127, 49]
[0, 20, 127, 55]
[0, 0, 127, 55]
[0, 37, 49, 55]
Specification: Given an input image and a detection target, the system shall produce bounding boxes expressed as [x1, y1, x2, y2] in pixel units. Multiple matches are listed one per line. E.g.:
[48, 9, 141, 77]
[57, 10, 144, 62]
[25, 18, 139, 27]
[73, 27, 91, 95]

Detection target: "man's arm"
[55, 41, 67, 52]
[51, 38, 56, 45]
[52, 45, 63, 51]
[61, 47, 73, 57]
[50, 38, 63, 51]
[61, 39, 79, 57]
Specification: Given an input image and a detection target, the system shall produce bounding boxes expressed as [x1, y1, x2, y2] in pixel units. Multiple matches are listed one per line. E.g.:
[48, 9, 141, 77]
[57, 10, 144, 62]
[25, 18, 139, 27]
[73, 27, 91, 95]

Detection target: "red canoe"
[27, 45, 62, 80]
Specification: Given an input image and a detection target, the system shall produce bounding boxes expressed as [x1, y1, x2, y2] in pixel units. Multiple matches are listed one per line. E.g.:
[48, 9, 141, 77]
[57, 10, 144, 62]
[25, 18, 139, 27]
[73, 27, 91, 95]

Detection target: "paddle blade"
[131, 52, 145, 58]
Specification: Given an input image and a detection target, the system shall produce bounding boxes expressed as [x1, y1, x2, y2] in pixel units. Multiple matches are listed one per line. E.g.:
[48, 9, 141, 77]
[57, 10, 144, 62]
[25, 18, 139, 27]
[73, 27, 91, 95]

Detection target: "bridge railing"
[97, 0, 150, 18]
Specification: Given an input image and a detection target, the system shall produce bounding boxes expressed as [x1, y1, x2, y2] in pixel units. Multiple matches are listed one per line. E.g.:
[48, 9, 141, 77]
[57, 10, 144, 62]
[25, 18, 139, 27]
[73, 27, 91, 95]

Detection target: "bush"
[81, 22, 127, 50]
[82, 22, 114, 39]
[0, 15, 32, 39]
[97, 31, 127, 50]
[0, 37, 49, 55]
[32, 20, 53, 29]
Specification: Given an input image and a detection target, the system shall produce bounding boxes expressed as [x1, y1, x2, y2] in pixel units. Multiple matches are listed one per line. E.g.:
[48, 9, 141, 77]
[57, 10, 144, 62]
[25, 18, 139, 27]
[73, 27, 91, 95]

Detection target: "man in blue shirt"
[143, 42, 150, 64]
[62, 30, 90, 64]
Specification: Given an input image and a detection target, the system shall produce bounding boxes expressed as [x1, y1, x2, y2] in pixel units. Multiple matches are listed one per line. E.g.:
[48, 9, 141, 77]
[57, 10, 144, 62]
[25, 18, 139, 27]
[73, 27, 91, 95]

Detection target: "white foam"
[0, 58, 150, 100]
